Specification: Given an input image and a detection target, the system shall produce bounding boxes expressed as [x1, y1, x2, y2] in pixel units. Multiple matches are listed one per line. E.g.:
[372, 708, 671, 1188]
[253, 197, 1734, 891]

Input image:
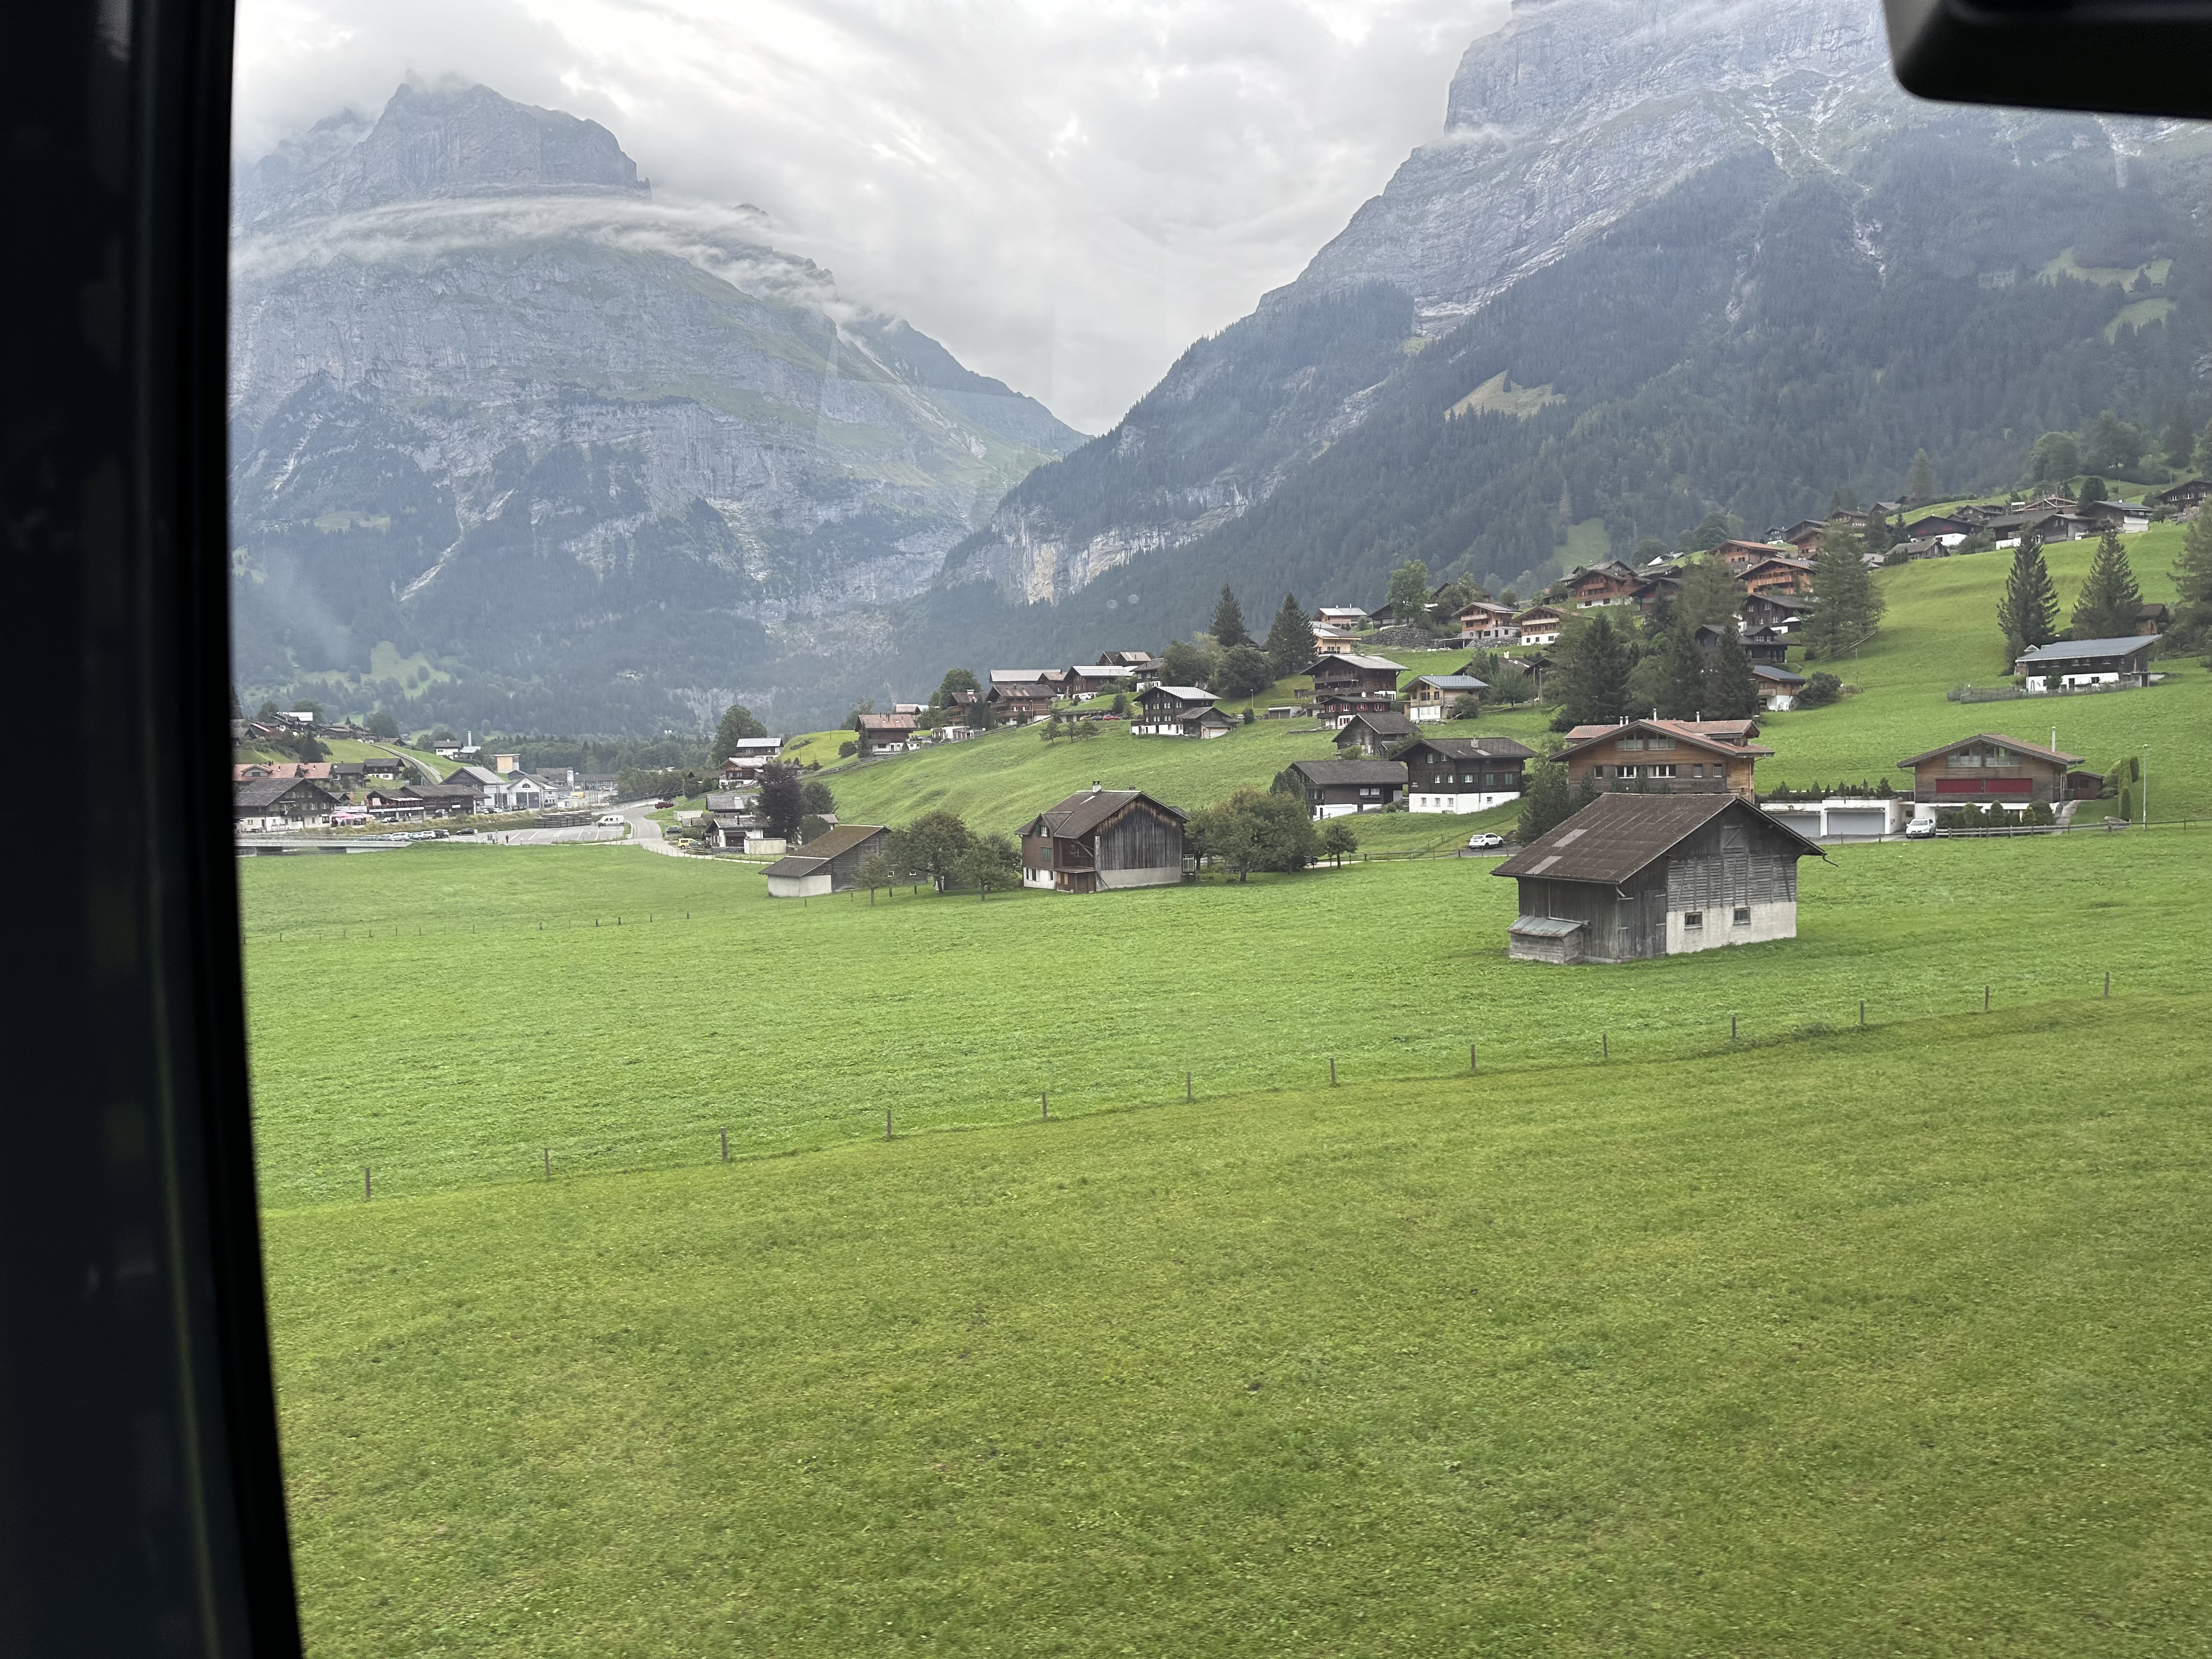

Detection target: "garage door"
[1827, 808, 1887, 839]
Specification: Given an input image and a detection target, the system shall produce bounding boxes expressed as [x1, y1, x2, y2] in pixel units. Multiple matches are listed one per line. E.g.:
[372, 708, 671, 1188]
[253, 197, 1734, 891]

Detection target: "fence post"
[1329, 1057, 1337, 1086]
[1984, 985, 1990, 1012]
[544, 1148, 551, 1181]
[363, 1166, 371, 1201]
[1041, 1091, 1049, 1119]
[1186, 1070, 1192, 1102]
[1469, 1042, 1477, 1075]
[720, 1128, 729, 1163]
[1730, 1013, 1737, 1041]
[2104, 970, 2111, 999]
[1859, 999, 1865, 1028]
[1602, 1033, 1609, 1060]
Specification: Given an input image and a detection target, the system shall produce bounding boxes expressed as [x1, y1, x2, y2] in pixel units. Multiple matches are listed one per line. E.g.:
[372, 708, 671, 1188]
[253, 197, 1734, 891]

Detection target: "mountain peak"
[235, 81, 649, 233]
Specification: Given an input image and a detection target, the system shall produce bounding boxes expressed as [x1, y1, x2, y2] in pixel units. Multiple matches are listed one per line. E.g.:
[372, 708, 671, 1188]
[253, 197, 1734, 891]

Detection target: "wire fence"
[274, 966, 2190, 1212]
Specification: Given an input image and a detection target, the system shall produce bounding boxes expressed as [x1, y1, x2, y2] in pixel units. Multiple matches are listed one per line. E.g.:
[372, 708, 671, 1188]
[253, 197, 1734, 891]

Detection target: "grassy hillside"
[1759, 526, 2206, 805]
[269, 986, 2212, 1656]
[240, 830, 2209, 1209]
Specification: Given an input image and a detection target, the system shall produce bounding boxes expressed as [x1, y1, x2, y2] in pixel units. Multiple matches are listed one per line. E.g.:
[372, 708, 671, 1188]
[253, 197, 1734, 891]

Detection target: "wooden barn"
[763, 823, 891, 899]
[1020, 787, 1188, 893]
[1492, 794, 1824, 964]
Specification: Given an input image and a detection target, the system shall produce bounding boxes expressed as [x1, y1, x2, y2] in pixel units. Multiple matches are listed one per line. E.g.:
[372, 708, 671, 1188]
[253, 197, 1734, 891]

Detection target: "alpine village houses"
[1020, 787, 1189, 893]
[1283, 760, 1407, 819]
[1895, 735, 2087, 805]
[1132, 685, 1235, 738]
[1493, 794, 1824, 964]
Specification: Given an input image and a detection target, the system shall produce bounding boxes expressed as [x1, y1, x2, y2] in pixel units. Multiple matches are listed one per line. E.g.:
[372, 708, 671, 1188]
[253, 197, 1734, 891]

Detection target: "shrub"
[1798, 672, 1843, 708]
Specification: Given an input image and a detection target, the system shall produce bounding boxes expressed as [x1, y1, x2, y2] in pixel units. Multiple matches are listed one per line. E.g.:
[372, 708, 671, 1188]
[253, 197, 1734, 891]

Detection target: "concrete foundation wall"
[1410, 791, 1516, 814]
[766, 871, 832, 899]
[1098, 866, 1182, 890]
[1667, 899, 1795, 954]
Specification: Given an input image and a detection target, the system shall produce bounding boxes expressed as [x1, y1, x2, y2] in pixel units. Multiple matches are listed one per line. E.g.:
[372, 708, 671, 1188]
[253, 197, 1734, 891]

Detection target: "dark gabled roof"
[1752, 663, 1808, 685]
[402, 781, 479, 800]
[1559, 719, 1774, 760]
[787, 822, 889, 862]
[1492, 793, 1823, 885]
[1392, 736, 1537, 762]
[1894, 733, 2083, 769]
[2014, 636, 2155, 662]
[234, 777, 336, 809]
[1289, 760, 1408, 786]
[1314, 654, 1408, 674]
[1407, 674, 1487, 692]
[1146, 685, 1216, 703]
[855, 713, 916, 731]
[1337, 713, 1418, 739]
[1029, 788, 1187, 840]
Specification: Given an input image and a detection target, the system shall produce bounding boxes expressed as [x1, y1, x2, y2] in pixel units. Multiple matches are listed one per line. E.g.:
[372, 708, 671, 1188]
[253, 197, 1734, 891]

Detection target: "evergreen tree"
[1904, 448, 1936, 505]
[710, 702, 767, 759]
[1210, 584, 1251, 648]
[1655, 627, 1709, 720]
[1677, 511, 1735, 554]
[2194, 417, 2212, 478]
[1702, 622, 1761, 719]
[1802, 526, 1883, 658]
[1516, 760, 1572, 844]
[2162, 409, 2196, 472]
[1996, 536, 2061, 662]
[2167, 505, 2212, 649]
[1262, 591, 1310, 679]
[2070, 528, 2143, 640]
[1547, 612, 1633, 729]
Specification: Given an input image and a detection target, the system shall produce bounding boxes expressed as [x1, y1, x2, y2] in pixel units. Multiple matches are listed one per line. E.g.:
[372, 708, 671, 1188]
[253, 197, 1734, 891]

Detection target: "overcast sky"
[233, 0, 1508, 433]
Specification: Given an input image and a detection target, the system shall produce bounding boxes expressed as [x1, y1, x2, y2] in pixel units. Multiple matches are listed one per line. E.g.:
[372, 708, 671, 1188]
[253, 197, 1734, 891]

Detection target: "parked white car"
[1466, 832, 1507, 850]
[1904, 817, 1937, 839]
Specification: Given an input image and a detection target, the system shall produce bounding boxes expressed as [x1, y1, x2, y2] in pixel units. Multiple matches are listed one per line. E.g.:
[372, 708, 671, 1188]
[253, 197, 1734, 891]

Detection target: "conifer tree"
[1802, 526, 1883, 658]
[1262, 591, 1310, 679]
[2168, 507, 2212, 650]
[1547, 612, 1632, 730]
[2162, 409, 2196, 472]
[1905, 448, 1936, 505]
[2194, 417, 2212, 478]
[1996, 536, 2061, 662]
[1210, 584, 1251, 648]
[1655, 627, 1708, 720]
[1702, 621, 1760, 719]
[1676, 556, 1743, 633]
[2070, 528, 2143, 640]
[1516, 760, 1572, 844]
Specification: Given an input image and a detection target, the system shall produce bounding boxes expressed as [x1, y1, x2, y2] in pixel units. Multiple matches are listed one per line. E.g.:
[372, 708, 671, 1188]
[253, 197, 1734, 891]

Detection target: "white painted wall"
[765, 871, 832, 899]
[1667, 899, 1795, 955]
[1098, 866, 1181, 889]
[1409, 791, 1517, 814]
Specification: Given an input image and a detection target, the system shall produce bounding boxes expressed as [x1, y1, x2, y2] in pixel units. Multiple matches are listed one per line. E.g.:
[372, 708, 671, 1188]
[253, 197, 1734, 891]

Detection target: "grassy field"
[240, 828, 2210, 1210]
[268, 985, 2212, 1656]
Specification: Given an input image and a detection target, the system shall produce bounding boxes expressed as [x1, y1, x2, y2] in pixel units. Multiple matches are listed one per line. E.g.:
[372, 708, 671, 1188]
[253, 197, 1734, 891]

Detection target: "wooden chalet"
[1514, 606, 1565, 645]
[1750, 663, 1809, 709]
[1065, 664, 1138, 697]
[1396, 736, 1534, 814]
[1984, 508, 2084, 545]
[1401, 674, 1486, 721]
[2136, 601, 2171, 636]
[1334, 712, 1419, 758]
[2013, 635, 2155, 691]
[1020, 787, 1188, 894]
[1566, 561, 1638, 605]
[1692, 623, 1788, 667]
[1311, 623, 1358, 656]
[1895, 734, 2085, 806]
[1901, 513, 1973, 539]
[230, 761, 331, 782]
[233, 776, 340, 830]
[986, 682, 1056, 721]
[1492, 793, 1823, 965]
[1711, 539, 1783, 571]
[2153, 478, 2212, 514]
[718, 738, 782, 786]
[1739, 555, 1814, 598]
[1314, 605, 1370, 630]
[711, 813, 785, 856]
[762, 823, 892, 899]
[1630, 572, 1685, 614]
[1308, 654, 1405, 697]
[1741, 592, 1809, 634]
[854, 713, 918, 756]
[361, 755, 410, 778]
[1132, 685, 1233, 738]
[1778, 520, 1828, 552]
[1559, 718, 1771, 802]
[1283, 759, 1407, 820]
[1455, 601, 1520, 642]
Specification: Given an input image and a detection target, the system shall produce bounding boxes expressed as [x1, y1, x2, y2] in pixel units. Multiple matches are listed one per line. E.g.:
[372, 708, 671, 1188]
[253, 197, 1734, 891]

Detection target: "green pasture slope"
[267, 983, 2212, 1655]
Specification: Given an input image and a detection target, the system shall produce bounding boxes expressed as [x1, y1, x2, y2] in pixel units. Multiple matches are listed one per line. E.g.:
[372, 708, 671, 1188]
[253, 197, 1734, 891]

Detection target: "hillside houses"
[1896, 734, 2087, 806]
[1133, 685, 1234, 738]
[1401, 674, 1486, 721]
[1334, 713, 1419, 757]
[1284, 759, 1407, 819]
[234, 776, 340, 831]
[1020, 787, 1188, 893]
[855, 713, 919, 756]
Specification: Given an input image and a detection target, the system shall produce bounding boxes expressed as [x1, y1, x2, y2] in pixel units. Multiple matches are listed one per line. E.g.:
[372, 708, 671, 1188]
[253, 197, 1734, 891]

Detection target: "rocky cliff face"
[947, 0, 2202, 622]
[229, 83, 1080, 733]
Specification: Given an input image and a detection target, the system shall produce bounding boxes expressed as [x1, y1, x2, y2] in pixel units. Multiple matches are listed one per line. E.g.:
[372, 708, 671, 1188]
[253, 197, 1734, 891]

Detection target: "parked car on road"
[597, 813, 625, 827]
[1466, 832, 1507, 849]
[1904, 818, 1937, 839]
[653, 798, 675, 809]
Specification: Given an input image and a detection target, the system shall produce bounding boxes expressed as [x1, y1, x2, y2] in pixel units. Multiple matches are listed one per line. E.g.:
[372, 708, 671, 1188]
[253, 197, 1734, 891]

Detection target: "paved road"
[486, 826, 627, 847]
[617, 802, 699, 859]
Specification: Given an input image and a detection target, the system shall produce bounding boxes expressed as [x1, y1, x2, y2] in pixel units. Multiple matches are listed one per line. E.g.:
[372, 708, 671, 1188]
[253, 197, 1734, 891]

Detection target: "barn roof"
[1894, 733, 2083, 768]
[1491, 794, 1822, 885]
[1289, 760, 1409, 786]
[786, 822, 889, 862]
[233, 777, 336, 808]
[760, 854, 828, 879]
[1393, 736, 1536, 761]
[1338, 713, 1419, 737]
[1752, 663, 1808, 685]
[1318, 654, 1409, 673]
[1408, 674, 1488, 692]
[2013, 636, 2155, 662]
[1147, 685, 1217, 703]
[1031, 788, 1186, 840]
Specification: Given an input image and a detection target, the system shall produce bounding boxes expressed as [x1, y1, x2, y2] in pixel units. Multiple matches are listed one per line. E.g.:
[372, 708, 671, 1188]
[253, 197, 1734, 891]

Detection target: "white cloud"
[232, 0, 1509, 433]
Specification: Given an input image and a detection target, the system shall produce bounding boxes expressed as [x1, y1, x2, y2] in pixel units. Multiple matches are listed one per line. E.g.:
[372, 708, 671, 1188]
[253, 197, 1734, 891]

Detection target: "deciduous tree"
[1675, 556, 1743, 634]
[1385, 560, 1432, 623]
[1190, 789, 1321, 882]
[1215, 645, 1275, 699]
[1320, 820, 1359, 866]
[891, 810, 973, 892]
[2029, 431, 2081, 485]
[710, 702, 766, 758]
[1160, 638, 1210, 687]
[960, 834, 1023, 901]
[2161, 409, 2196, 472]
[800, 780, 836, 817]
[758, 763, 806, 839]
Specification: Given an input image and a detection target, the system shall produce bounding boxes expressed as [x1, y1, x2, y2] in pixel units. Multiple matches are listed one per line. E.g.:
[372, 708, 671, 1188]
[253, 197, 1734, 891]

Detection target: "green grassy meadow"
[268, 985, 2212, 1657]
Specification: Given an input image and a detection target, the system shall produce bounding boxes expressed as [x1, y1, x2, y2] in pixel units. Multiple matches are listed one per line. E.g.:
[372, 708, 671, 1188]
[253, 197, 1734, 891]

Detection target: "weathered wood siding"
[1096, 804, 1182, 875]
[1514, 869, 1667, 963]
